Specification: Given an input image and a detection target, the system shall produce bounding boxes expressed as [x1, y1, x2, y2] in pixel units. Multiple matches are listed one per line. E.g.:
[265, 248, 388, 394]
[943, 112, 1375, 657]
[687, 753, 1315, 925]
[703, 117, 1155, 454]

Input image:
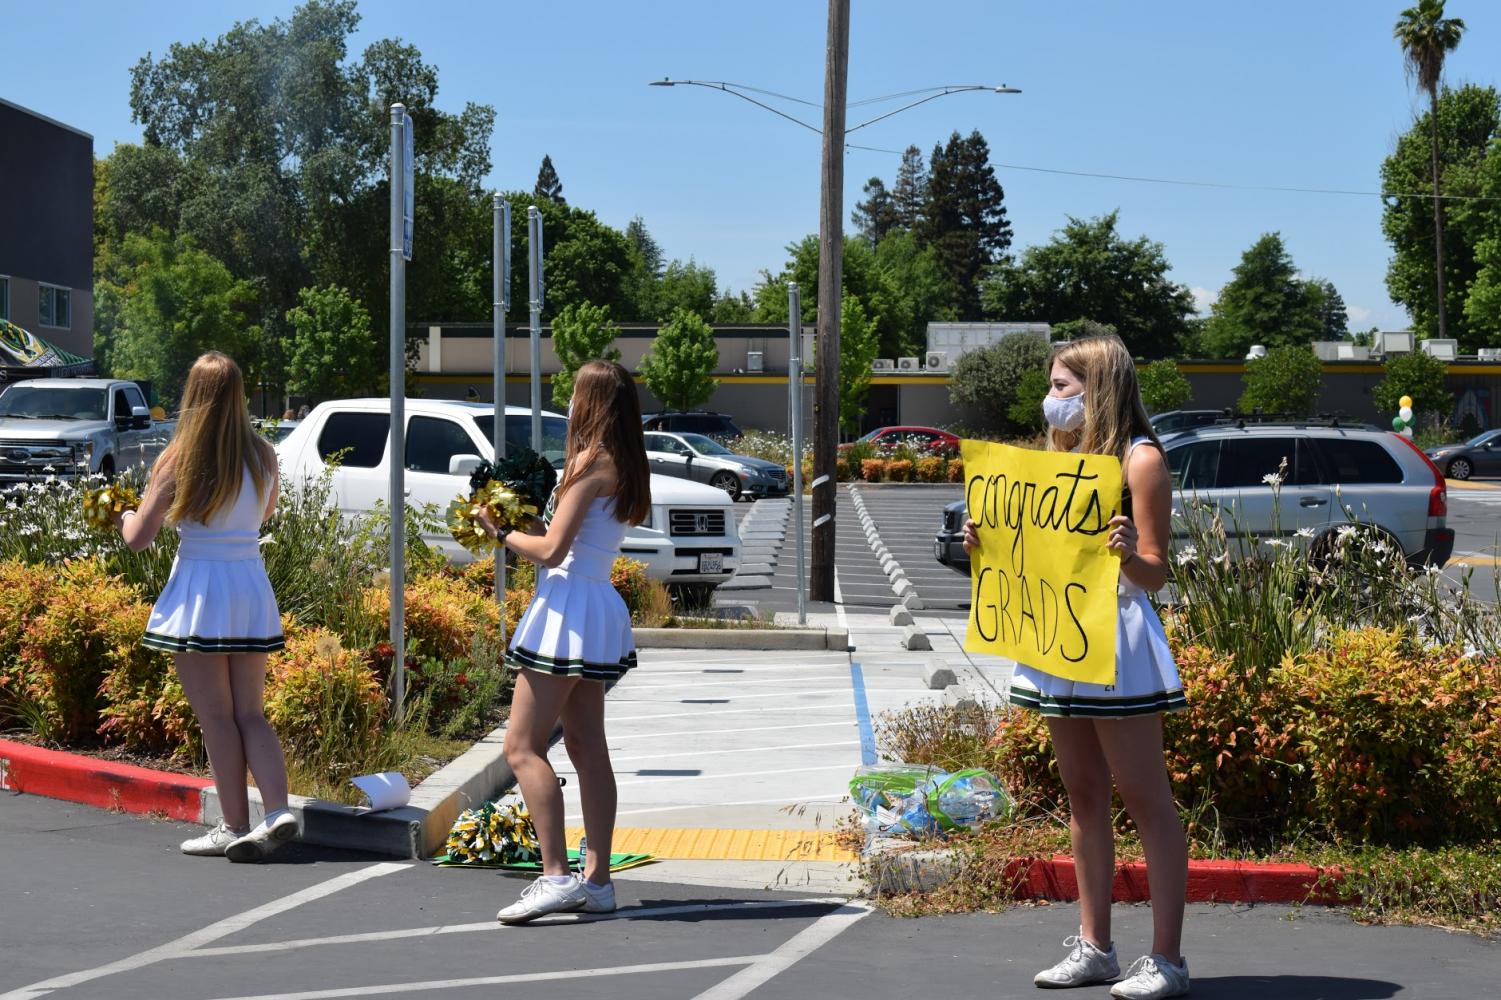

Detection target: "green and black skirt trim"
[142, 631, 286, 654]
[1007, 687, 1188, 719]
[509, 644, 637, 683]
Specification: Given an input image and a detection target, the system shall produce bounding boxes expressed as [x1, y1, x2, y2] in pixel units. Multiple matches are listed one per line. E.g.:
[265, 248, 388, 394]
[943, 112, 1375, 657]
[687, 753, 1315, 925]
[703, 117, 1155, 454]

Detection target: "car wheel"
[1447, 457, 1473, 481]
[710, 470, 741, 499]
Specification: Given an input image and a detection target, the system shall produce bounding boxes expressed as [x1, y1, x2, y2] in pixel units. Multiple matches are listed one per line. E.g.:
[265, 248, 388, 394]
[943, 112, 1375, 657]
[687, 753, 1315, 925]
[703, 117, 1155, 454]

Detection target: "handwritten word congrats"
[961, 440, 1122, 686]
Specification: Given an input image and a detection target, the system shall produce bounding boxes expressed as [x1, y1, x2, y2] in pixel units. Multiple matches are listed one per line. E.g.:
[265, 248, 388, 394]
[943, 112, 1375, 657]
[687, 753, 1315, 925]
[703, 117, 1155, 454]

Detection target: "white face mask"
[1042, 392, 1086, 432]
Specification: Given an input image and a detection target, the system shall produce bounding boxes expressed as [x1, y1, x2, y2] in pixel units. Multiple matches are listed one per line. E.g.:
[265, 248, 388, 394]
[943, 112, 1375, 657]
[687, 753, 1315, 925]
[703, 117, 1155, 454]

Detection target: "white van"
[276, 399, 740, 587]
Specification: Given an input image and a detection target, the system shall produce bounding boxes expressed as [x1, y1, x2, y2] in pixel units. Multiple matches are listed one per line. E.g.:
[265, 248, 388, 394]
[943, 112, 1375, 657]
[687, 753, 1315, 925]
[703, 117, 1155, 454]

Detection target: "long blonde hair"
[155, 352, 274, 524]
[1045, 335, 1161, 462]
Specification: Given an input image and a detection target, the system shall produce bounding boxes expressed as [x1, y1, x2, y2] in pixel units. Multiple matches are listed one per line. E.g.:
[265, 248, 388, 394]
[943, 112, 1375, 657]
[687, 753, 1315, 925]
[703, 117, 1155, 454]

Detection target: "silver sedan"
[643, 431, 789, 501]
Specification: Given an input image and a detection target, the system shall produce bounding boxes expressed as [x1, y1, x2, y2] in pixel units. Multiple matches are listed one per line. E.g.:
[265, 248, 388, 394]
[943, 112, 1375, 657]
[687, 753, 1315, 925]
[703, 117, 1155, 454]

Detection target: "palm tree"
[1394, 0, 1466, 340]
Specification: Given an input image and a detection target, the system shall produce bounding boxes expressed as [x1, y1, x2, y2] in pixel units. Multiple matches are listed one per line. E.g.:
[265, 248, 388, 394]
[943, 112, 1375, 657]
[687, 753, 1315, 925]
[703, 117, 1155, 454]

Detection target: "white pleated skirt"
[510, 567, 636, 682]
[1008, 589, 1187, 718]
[143, 555, 285, 654]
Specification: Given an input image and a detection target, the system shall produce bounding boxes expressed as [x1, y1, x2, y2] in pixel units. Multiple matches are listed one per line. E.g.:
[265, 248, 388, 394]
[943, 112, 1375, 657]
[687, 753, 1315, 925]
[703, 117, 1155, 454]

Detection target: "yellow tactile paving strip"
[564, 827, 856, 862]
[1447, 478, 1500, 490]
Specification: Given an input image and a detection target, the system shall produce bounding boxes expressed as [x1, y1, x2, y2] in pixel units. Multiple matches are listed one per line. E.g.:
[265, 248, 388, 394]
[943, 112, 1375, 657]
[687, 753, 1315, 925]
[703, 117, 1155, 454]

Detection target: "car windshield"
[473, 414, 571, 469]
[0, 386, 108, 420]
[681, 433, 732, 456]
[856, 429, 881, 443]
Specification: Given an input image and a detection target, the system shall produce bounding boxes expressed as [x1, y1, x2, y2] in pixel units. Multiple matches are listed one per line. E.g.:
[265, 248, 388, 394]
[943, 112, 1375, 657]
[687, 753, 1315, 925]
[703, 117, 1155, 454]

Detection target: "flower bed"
[0, 468, 677, 803]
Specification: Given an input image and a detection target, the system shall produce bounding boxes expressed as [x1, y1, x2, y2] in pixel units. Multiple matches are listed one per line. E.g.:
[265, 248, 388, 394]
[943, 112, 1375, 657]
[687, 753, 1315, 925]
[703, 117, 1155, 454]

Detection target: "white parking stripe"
[201, 957, 760, 1000]
[606, 740, 860, 764]
[615, 764, 852, 788]
[0, 863, 409, 1000]
[691, 902, 872, 1000]
[606, 720, 855, 741]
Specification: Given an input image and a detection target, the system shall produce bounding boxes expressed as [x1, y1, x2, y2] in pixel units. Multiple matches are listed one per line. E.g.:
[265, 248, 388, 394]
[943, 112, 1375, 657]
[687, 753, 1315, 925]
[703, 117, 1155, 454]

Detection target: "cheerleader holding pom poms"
[116, 352, 297, 863]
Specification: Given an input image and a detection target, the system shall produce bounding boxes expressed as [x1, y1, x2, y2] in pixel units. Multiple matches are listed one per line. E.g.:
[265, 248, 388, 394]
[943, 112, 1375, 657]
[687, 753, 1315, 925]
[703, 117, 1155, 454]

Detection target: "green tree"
[1238, 345, 1323, 417]
[533, 154, 565, 204]
[1201, 233, 1324, 359]
[1308, 278, 1350, 340]
[1381, 84, 1501, 350]
[852, 177, 899, 246]
[286, 285, 381, 403]
[549, 301, 621, 407]
[121, 0, 497, 390]
[981, 212, 1193, 359]
[1138, 359, 1193, 413]
[100, 230, 262, 405]
[652, 260, 718, 323]
[891, 145, 927, 231]
[1395, 0, 1466, 340]
[639, 308, 719, 411]
[711, 291, 755, 325]
[838, 296, 880, 434]
[1372, 350, 1452, 418]
[1005, 368, 1050, 434]
[918, 130, 1011, 317]
[868, 231, 957, 357]
[495, 193, 638, 321]
[947, 332, 1053, 435]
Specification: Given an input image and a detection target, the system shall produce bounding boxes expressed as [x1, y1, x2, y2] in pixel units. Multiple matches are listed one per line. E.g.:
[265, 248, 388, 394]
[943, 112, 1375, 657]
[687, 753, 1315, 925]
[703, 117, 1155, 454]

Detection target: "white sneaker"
[580, 880, 617, 914]
[1110, 954, 1191, 999]
[1034, 933, 1120, 989]
[496, 876, 588, 924]
[225, 809, 299, 863]
[180, 821, 244, 856]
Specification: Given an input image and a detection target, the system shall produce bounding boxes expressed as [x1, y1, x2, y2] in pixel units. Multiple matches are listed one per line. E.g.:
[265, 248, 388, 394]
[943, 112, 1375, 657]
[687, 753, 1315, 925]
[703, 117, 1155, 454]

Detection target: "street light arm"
[650, 79, 823, 135]
[845, 85, 1014, 135]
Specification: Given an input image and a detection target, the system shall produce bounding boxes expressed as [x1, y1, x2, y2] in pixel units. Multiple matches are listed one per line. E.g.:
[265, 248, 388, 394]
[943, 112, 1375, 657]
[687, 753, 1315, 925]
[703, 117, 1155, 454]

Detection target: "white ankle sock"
[542, 874, 575, 886]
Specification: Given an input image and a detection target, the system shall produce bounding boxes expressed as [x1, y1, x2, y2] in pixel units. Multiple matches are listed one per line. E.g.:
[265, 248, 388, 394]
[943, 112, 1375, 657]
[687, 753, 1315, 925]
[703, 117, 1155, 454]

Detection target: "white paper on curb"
[350, 771, 411, 812]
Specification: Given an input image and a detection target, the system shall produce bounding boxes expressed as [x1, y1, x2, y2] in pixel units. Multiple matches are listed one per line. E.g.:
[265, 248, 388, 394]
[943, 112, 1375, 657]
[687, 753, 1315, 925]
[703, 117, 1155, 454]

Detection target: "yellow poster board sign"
[962, 440, 1122, 685]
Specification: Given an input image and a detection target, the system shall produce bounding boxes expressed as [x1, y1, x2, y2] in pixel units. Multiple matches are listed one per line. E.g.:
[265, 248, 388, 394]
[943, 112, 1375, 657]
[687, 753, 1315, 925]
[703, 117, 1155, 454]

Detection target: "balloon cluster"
[1391, 395, 1416, 438]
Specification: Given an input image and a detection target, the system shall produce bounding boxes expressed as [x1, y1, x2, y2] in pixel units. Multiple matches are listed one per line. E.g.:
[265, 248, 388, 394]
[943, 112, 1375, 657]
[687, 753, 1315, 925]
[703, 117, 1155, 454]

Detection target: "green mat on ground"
[432, 848, 656, 872]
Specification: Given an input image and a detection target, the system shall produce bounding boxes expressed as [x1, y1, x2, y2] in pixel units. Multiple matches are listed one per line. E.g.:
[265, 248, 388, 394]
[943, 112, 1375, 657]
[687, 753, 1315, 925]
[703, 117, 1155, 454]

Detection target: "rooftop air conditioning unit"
[1380, 331, 1415, 355]
[1335, 343, 1370, 361]
[745, 350, 764, 373]
[925, 351, 948, 372]
[1478, 348, 1501, 361]
[871, 358, 895, 372]
[1421, 338, 1458, 360]
[1246, 345, 1268, 360]
[897, 356, 920, 372]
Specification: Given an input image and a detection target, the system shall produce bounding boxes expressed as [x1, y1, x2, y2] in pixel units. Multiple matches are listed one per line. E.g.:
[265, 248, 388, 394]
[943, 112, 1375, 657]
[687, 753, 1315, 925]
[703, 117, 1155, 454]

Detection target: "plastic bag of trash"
[923, 768, 1012, 830]
[849, 763, 942, 813]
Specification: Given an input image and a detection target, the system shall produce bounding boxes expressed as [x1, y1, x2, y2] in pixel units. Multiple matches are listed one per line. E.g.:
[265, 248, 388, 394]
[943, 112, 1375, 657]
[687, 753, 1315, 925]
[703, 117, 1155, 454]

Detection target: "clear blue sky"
[7, 0, 1500, 332]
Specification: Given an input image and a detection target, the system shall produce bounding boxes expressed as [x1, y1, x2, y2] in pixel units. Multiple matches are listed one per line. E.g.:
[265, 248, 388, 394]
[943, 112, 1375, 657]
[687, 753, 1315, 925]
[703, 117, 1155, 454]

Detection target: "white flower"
[1175, 545, 1199, 566]
[1294, 527, 1316, 539]
[1336, 525, 1358, 539]
[1425, 564, 1443, 577]
[258, 534, 275, 547]
[1262, 472, 1284, 486]
[1263, 538, 1292, 549]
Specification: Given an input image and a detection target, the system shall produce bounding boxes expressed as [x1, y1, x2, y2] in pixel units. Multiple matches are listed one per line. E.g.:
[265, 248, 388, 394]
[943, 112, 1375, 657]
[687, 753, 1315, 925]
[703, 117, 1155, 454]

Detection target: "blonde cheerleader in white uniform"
[119, 352, 296, 863]
[479, 360, 651, 925]
[965, 336, 1191, 999]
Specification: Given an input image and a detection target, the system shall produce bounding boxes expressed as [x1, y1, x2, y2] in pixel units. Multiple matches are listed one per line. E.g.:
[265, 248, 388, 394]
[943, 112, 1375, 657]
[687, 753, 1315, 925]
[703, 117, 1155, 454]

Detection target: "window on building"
[39, 285, 71, 329]
[0, 276, 10, 320]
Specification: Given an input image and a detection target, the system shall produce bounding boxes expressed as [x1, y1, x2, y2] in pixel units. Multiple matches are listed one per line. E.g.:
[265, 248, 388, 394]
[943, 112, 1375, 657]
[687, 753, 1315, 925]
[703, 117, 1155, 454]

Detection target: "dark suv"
[642, 411, 744, 440]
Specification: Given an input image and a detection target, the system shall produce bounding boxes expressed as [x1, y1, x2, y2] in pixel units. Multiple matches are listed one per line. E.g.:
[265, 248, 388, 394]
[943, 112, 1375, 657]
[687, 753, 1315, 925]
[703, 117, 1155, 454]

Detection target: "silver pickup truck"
[0, 378, 173, 482]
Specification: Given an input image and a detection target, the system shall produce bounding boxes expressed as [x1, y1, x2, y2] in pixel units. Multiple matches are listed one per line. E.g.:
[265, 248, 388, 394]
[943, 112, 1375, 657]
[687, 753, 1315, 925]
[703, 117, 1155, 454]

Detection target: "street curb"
[633, 627, 849, 651]
[2, 721, 517, 861]
[868, 845, 1348, 904]
[0, 739, 211, 822]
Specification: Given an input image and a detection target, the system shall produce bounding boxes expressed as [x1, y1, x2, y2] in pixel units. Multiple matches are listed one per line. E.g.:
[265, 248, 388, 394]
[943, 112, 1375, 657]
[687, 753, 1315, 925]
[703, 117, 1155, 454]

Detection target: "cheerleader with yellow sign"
[964, 335, 1190, 1000]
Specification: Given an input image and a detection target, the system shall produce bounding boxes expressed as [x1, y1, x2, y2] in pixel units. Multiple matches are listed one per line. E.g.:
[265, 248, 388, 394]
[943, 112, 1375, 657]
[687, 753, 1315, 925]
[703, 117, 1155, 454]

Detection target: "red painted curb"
[999, 856, 1350, 905]
[0, 739, 209, 823]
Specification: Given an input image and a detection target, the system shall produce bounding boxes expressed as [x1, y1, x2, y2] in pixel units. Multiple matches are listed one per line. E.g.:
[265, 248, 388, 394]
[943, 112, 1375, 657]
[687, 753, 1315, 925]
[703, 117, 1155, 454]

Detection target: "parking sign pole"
[388, 104, 409, 720]
[788, 283, 807, 625]
[527, 206, 544, 451]
[492, 195, 511, 624]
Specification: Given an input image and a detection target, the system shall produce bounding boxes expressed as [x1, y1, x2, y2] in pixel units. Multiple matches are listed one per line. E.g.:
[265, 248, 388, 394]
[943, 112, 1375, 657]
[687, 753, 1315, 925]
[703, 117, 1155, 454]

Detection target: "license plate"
[698, 552, 724, 574]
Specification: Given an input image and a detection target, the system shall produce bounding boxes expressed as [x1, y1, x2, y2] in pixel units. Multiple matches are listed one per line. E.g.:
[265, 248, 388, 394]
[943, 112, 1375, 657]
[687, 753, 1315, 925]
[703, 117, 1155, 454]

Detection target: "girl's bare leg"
[503, 669, 579, 876]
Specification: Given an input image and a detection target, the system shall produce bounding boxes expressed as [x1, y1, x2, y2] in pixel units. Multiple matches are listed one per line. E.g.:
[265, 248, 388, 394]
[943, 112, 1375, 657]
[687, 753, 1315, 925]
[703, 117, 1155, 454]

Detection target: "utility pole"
[810, 0, 849, 604]
[492, 195, 511, 629]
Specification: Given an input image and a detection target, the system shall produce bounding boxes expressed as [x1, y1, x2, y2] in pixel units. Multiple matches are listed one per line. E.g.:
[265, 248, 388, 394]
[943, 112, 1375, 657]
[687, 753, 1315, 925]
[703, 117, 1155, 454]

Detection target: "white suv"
[1163, 423, 1454, 567]
[277, 399, 741, 587]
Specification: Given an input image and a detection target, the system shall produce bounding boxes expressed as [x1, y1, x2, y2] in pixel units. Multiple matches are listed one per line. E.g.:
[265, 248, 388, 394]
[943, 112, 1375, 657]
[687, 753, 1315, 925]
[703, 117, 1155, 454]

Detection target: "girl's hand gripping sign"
[962, 440, 1122, 685]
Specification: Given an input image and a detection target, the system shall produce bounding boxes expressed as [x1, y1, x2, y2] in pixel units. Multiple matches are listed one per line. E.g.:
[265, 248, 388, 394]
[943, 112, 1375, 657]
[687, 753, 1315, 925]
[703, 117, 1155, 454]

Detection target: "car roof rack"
[1196, 412, 1374, 431]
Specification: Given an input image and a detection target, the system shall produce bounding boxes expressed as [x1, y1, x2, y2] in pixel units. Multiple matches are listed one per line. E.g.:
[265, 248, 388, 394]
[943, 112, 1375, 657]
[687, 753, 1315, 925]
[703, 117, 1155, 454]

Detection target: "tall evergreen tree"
[851, 177, 899, 245]
[625, 215, 663, 277]
[891, 144, 927, 231]
[534, 154, 565, 204]
[1309, 278, 1350, 340]
[1201, 233, 1324, 359]
[918, 131, 1012, 317]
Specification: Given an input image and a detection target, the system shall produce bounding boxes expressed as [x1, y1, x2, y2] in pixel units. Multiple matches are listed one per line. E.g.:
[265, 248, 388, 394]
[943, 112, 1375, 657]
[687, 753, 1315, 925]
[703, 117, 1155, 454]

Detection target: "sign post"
[788, 283, 807, 625]
[388, 104, 413, 719]
[492, 195, 511, 623]
[527, 206, 544, 450]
